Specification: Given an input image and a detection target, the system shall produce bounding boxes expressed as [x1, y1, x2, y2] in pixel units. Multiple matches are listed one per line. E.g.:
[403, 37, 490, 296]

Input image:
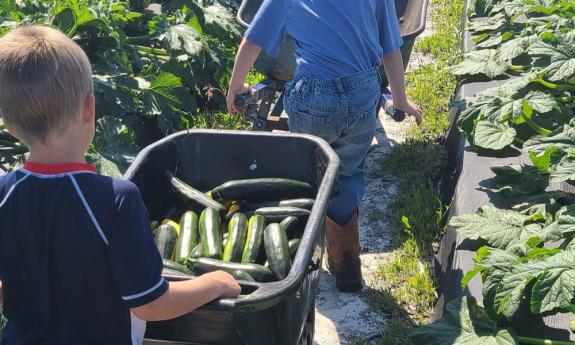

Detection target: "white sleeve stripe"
[68, 174, 109, 245]
[122, 278, 166, 301]
[0, 173, 30, 208]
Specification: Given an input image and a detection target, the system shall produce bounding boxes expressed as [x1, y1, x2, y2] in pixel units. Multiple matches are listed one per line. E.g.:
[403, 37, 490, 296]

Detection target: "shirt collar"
[23, 161, 97, 174]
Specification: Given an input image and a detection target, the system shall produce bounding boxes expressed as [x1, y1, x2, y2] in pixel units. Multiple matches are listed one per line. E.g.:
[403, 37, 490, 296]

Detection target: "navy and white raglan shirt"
[0, 162, 168, 345]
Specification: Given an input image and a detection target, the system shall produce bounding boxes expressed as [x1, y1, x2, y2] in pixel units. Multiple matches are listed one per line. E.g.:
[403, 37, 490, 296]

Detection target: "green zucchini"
[241, 215, 266, 264]
[232, 269, 255, 282]
[163, 259, 194, 275]
[222, 232, 229, 247]
[263, 223, 292, 280]
[255, 207, 311, 222]
[163, 267, 194, 277]
[167, 171, 226, 213]
[223, 213, 248, 262]
[174, 211, 199, 264]
[190, 243, 203, 258]
[279, 216, 299, 233]
[188, 257, 274, 282]
[241, 198, 315, 211]
[211, 178, 313, 201]
[199, 208, 224, 259]
[154, 224, 178, 259]
[288, 239, 301, 259]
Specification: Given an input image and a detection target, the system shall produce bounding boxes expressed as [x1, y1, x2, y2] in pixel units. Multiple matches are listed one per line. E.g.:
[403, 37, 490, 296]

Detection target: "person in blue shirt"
[0, 25, 240, 345]
[227, 0, 423, 292]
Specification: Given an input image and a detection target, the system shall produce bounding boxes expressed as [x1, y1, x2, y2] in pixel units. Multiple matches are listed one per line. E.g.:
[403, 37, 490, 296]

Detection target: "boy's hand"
[227, 85, 252, 115]
[394, 99, 423, 126]
[205, 270, 242, 298]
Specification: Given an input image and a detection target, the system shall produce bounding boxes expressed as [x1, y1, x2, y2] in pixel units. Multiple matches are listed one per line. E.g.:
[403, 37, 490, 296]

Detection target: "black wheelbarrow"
[235, 0, 429, 131]
[126, 130, 340, 345]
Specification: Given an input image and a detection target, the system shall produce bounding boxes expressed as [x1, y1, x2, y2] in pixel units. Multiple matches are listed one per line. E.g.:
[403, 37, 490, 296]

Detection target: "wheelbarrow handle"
[234, 78, 284, 108]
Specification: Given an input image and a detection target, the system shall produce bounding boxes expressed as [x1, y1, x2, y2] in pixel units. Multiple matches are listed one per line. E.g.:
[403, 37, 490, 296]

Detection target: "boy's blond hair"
[0, 25, 93, 144]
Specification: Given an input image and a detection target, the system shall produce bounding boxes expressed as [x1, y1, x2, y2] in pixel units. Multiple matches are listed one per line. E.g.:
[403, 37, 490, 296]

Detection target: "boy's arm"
[226, 38, 262, 114]
[383, 49, 423, 125]
[132, 271, 240, 321]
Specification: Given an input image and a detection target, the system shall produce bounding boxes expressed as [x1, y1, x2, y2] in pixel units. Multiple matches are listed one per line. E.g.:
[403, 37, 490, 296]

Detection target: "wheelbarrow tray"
[124, 130, 339, 345]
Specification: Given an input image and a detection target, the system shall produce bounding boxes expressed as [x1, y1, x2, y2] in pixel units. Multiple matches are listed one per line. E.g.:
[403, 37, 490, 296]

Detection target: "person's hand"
[227, 85, 252, 115]
[205, 270, 242, 298]
[394, 99, 423, 125]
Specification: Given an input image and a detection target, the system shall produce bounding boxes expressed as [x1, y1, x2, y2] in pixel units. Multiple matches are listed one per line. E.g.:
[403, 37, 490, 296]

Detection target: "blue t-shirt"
[0, 162, 167, 345]
[245, 0, 403, 79]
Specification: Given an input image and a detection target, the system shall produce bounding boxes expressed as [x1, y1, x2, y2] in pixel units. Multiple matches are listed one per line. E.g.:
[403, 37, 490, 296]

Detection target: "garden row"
[414, 0, 575, 344]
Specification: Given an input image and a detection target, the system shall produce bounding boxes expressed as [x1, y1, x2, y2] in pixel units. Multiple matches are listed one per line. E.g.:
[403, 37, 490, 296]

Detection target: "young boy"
[0, 26, 240, 344]
[227, 0, 422, 293]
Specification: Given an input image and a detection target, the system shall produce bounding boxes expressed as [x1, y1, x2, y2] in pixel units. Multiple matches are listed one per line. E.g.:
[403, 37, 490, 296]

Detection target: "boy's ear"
[83, 92, 96, 124]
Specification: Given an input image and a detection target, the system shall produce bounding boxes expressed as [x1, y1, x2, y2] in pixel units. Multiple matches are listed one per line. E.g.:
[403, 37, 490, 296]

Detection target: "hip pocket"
[285, 95, 335, 142]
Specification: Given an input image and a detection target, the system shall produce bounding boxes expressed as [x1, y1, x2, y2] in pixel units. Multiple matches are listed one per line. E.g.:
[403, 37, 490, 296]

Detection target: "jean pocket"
[288, 109, 334, 142]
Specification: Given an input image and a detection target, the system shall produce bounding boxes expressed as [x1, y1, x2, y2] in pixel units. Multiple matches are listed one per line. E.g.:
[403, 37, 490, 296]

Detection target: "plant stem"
[533, 79, 575, 91]
[518, 336, 575, 345]
[521, 113, 553, 136]
[564, 304, 575, 314]
[125, 35, 151, 45]
[133, 45, 169, 56]
[514, 137, 526, 145]
[509, 65, 528, 71]
[138, 52, 170, 62]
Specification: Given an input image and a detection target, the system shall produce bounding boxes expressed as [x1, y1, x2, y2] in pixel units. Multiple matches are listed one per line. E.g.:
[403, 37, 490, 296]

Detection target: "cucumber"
[190, 242, 203, 258]
[211, 178, 313, 201]
[163, 268, 194, 277]
[255, 207, 311, 222]
[241, 215, 266, 264]
[223, 213, 248, 262]
[167, 171, 226, 213]
[241, 198, 315, 211]
[154, 224, 178, 259]
[163, 259, 194, 275]
[279, 216, 298, 233]
[263, 223, 292, 280]
[174, 211, 199, 263]
[222, 232, 229, 247]
[288, 239, 301, 259]
[162, 219, 180, 235]
[232, 270, 255, 282]
[199, 208, 224, 259]
[188, 257, 274, 282]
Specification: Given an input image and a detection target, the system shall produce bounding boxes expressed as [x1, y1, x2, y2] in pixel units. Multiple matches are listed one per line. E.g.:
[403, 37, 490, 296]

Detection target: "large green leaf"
[90, 116, 139, 176]
[496, 34, 538, 61]
[93, 74, 139, 118]
[449, 205, 542, 250]
[473, 121, 516, 150]
[550, 154, 575, 183]
[202, 3, 240, 42]
[495, 249, 575, 316]
[524, 124, 575, 155]
[491, 164, 548, 196]
[531, 30, 575, 81]
[411, 297, 518, 345]
[513, 191, 575, 219]
[449, 49, 510, 79]
[163, 23, 204, 57]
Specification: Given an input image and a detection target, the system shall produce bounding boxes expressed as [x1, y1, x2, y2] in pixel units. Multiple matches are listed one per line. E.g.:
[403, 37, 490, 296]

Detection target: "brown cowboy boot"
[326, 211, 363, 292]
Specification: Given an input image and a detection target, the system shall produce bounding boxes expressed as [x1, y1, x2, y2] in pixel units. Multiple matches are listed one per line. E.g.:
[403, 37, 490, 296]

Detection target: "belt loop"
[335, 78, 346, 99]
[295, 78, 304, 93]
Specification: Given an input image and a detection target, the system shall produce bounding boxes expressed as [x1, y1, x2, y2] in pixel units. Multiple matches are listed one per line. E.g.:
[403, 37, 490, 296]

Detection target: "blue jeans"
[284, 67, 381, 225]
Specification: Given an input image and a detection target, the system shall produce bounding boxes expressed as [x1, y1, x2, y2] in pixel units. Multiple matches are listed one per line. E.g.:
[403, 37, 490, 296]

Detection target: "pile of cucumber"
[153, 172, 314, 283]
